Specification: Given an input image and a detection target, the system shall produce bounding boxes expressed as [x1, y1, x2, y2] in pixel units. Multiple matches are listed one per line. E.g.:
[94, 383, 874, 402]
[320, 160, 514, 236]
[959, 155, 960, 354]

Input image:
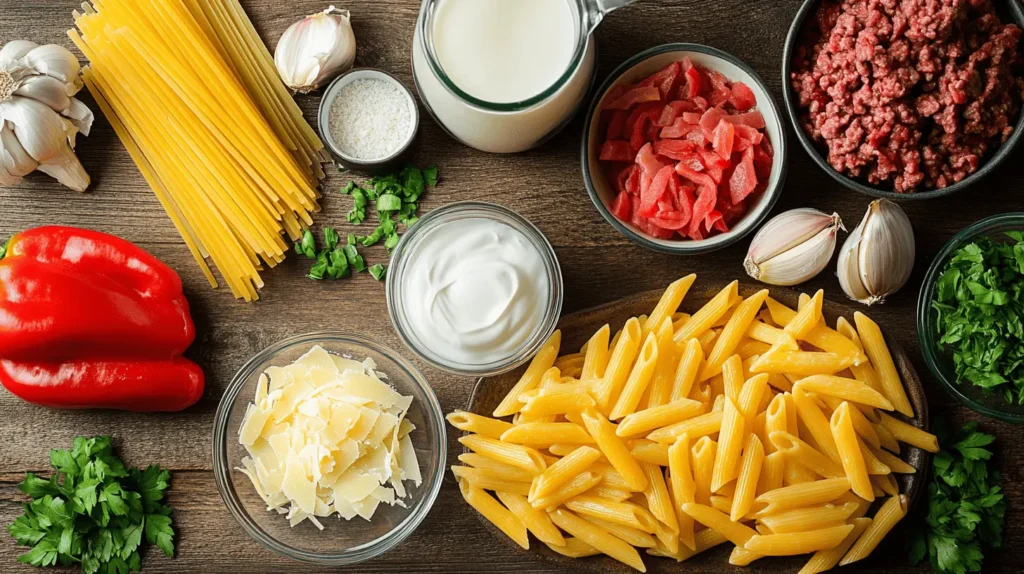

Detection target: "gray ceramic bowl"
[782, 0, 1024, 200]
[581, 44, 788, 255]
[318, 68, 419, 172]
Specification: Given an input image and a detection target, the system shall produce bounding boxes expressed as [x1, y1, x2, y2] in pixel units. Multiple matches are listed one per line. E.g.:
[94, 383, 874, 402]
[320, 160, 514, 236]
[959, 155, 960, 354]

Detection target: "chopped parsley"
[368, 263, 386, 281]
[7, 436, 176, 573]
[931, 232, 1024, 404]
[908, 421, 1005, 574]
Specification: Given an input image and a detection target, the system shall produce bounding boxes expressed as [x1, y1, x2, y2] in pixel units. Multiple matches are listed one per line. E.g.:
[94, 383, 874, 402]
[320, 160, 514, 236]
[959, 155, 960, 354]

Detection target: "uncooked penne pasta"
[731, 434, 765, 521]
[844, 402, 882, 449]
[872, 473, 899, 496]
[691, 436, 717, 506]
[554, 354, 585, 378]
[530, 445, 602, 501]
[459, 434, 547, 474]
[521, 388, 596, 417]
[670, 338, 704, 402]
[643, 274, 696, 336]
[859, 441, 892, 475]
[595, 318, 642, 414]
[745, 320, 798, 350]
[758, 502, 858, 534]
[531, 471, 603, 510]
[744, 524, 854, 556]
[641, 462, 678, 532]
[711, 397, 746, 492]
[611, 333, 660, 420]
[798, 517, 871, 574]
[729, 546, 764, 566]
[581, 324, 611, 381]
[877, 412, 939, 453]
[751, 348, 855, 377]
[446, 411, 513, 440]
[549, 508, 647, 572]
[736, 339, 771, 360]
[591, 484, 633, 502]
[496, 491, 565, 547]
[853, 313, 913, 417]
[764, 394, 787, 454]
[651, 515, 680, 555]
[646, 318, 680, 408]
[628, 439, 670, 467]
[545, 537, 601, 558]
[784, 289, 823, 340]
[565, 496, 657, 532]
[769, 431, 844, 478]
[682, 503, 757, 547]
[451, 466, 532, 496]
[647, 410, 723, 444]
[584, 516, 657, 548]
[581, 409, 647, 491]
[668, 435, 696, 551]
[840, 494, 907, 566]
[616, 399, 703, 437]
[494, 330, 561, 417]
[501, 422, 594, 446]
[459, 480, 529, 549]
[784, 459, 818, 486]
[647, 527, 727, 562]
[754, 477, 851, 516]
[722, 354, 744, 402]
[792, 388, 841, 463]
[738, 374, 770, 423]
[768, 298, 866, 364]
[794, 375, 894, 410]
[701, 290, 769, 381]
[872, 445, 916, 474]
[757, 451, 785, 496]
[457, 454, 537, 482]
[674, 280, 739, 344]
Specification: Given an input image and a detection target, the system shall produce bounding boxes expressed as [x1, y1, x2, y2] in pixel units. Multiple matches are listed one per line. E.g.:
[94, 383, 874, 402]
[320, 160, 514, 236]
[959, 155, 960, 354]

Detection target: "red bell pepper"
[0, 226, 204, 412]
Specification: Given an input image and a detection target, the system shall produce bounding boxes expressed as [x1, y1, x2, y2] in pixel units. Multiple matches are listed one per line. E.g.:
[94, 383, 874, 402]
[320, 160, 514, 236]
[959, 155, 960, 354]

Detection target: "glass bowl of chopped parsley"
[918, 213, 1024, 423]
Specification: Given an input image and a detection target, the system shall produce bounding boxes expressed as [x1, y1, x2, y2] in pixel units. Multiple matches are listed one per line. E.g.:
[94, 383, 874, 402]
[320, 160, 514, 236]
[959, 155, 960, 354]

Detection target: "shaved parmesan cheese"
[236, 345, 422, 527]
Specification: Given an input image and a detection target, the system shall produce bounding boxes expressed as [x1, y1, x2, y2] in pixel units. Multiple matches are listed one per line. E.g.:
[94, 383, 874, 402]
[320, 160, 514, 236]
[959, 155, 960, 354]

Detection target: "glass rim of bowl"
[211, 331, 447, 564]
[917, 212, 1024, 424]
[386, 201, 564, 376]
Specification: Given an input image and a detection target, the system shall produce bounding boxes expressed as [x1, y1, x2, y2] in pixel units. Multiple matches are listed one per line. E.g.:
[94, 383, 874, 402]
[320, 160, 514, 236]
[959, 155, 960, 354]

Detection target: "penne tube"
[832, 491, 872, 520]
[757, 451, 785, 496]
[616, 399, 704, 437]
[767, 299, 867, 364]
[682, 503, 758, 546]
[700, 290, 770, 381]
[751, 348, 856, 377]
[530, 445, 602, 501]
[670, 338, 704, 402]
[494, 330, 561, 417]
[451, 466, 532, 496]
[783, 392, 799, 436]
[794, 375, 894, 410]
[709, 495, 733, 514]
[565, 495, 657, 532]
[792, 388, 841, 462]
[845, 402, 882, 449]
[459, 434, 547, 474]
[873, 422, 901, 454]
[691, 436, 717, 506]
[521, 388, 596, 417]
[754, 477, 851, 516]
[628, 439, 670, 467]
[583, 516, 657, 548]
[548, 443, 594, 458]
[501, 422, 594, 446]
[595, 318, 642, 414]
[711, 397, 746, 492]
[758, 502, 858, 534]
[784, 290, 823, 340]
[548, 508, 648, 572]
[591, 484, 633, 502]
[458, 480, 529, 549]
[840, 494, 907, 566]
[744, 524, 854, 556]
[668, 435, 696, 551]
[611, 333, 660, 420]
[745, 320, 798, 350]
[729, 546, 764, 566]
[877, 412, 939, 453]
[798, 517, 871, 574]
[643, 274, 697, 337]
[545, 537, 601, 558]
[446, 411, 513, 440]
[850, 359, 884, 394]
[651, 515, 680, 555]
[581, 409, 648, 491]
[581, 324, 612, 381]
[853, 313, 913, 417]
[736, 339, 772, 360]
[698, 329, 720, 355]
[674, 281, 739, 344]
[835, 316, 863, 350]
[531, 471, 603, 510]
[496, 491, 565, 547]
[764, 394, 787, 454]
[456, 455, 537, 482]
[769, 431, 845, 478]
[753, 410, 769, 453]
[554, 354, 585, 379]
[872, 473, 899, 496]
[859, 441, 892, 475]
[871, 445, 916, 474]
[641, 462, 678, 532]
[784, 460, 819, 486]
[731, 434, 765, 521]
[646, 318, 681, 408]
[647, 527, 727, 562]
[647, 410, 723, 444]
[767, 373, 794, 392]
[738, 374, 770, 424]
[722, 354, 744, 402]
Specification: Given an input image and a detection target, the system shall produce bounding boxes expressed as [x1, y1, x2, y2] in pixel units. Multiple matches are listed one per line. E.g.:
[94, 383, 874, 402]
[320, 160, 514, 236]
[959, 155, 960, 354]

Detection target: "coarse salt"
[328, 78, 412, 160]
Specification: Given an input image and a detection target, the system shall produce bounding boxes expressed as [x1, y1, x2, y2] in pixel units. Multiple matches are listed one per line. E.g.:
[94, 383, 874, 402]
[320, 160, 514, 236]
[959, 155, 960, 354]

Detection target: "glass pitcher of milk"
[412, 0, 636, 153]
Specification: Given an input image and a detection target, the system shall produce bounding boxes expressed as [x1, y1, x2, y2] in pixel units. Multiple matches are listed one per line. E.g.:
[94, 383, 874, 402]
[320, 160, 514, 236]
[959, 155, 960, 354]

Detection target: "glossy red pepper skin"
[0, 226, 195, 361]
[0, 358, 204, 412]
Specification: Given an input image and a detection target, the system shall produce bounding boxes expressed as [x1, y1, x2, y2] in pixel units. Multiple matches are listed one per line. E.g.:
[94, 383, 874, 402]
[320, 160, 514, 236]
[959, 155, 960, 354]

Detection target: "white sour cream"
[401, 217, 550, 366]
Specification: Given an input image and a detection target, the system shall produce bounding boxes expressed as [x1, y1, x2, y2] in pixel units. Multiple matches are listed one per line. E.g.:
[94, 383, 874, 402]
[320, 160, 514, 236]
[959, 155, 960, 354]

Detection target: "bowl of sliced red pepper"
[581, 43, 787, 254]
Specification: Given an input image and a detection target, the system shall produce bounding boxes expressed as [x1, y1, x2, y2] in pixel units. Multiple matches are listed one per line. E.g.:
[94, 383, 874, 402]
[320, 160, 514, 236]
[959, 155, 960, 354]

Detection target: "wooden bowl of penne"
[449, 276, 935, 573]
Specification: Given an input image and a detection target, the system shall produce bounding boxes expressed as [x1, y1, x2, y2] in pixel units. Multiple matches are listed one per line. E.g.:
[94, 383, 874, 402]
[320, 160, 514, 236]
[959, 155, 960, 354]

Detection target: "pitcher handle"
[584, 0, 639, 35]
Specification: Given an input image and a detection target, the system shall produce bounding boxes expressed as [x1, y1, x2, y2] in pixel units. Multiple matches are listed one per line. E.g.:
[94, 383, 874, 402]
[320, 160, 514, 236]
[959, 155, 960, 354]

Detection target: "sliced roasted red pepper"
[0, 226, 204, 412]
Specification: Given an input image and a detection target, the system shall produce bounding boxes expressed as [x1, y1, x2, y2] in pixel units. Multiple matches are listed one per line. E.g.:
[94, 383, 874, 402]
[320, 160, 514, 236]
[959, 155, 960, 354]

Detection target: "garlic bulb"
[744, 208, 844, 286]
[0, 40, 92, 192]
[275, 6, 356, 93]
[837, 199, 915, 306]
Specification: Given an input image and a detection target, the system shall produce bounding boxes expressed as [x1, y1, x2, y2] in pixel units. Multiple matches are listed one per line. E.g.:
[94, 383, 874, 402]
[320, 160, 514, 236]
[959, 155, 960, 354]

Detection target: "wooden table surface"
[1, 1, 1021, 572]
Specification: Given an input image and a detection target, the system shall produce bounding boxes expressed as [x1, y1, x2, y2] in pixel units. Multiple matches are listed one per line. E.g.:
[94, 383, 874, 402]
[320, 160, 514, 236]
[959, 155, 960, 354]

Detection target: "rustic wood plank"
[0, 0, 1022, 572]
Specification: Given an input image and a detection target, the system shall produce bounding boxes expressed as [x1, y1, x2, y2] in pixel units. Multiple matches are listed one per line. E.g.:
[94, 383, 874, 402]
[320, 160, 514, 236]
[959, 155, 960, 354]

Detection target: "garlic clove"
[0, 40, 38, 67]
[0, 157, 24, 186]
[837, 221, 874, 304]
[744, 208, 844, 286]
[0, 124, 39, 176]
[23, 44, 81, 85]
[66, 97, 95, 137]
[836, 199, 915, 305]
[14, 75, 71, 114]
[37, 145, 89, 192]
[2, 96, 70, 162]
[275, 7, 356, 93]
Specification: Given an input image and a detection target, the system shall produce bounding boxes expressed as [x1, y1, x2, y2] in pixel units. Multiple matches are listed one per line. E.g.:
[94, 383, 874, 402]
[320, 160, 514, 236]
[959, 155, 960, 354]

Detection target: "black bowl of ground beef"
[783, 0, 1024, 199]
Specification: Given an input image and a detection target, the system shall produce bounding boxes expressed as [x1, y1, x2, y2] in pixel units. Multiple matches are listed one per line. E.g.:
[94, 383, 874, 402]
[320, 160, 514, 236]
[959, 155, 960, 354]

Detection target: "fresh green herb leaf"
[352, 254, 366, 273]
[323, 227, 340, 250]
[376, 194, 402, 212]
[294, 229, 316, 259]
[347, 234, 356, 247]
[368, 263, 386, 281]
[339, 181, 357, 195]
[384, 233, 400, 250]
[424, 165, 438, 187]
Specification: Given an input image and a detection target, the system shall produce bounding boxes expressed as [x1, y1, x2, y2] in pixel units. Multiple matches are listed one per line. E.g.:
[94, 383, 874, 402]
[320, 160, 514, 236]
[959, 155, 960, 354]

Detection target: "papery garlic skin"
[275, 6, 356, 93]
[0, 40, 92, 191]
[837, 199, 915, 305]
[744, 208, 844, 286]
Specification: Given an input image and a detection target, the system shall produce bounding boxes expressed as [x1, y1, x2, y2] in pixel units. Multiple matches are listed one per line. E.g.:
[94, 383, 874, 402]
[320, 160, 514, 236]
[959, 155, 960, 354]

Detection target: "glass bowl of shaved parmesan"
[213, 332, 446, 564]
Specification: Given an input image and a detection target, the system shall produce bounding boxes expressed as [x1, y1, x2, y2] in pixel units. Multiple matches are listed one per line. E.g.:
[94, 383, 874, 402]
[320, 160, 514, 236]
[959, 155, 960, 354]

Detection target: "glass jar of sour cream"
[411, 0, 598, 153]
[387, 202, 563, 375]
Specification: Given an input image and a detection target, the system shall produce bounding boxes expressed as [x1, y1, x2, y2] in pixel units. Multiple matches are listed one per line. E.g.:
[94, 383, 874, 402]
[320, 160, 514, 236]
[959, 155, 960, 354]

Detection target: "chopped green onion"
[323, 226, 339, 250]
[384, 233, 400, 250]
[295, 229, 316, 259]
[369, 263, 387, 281]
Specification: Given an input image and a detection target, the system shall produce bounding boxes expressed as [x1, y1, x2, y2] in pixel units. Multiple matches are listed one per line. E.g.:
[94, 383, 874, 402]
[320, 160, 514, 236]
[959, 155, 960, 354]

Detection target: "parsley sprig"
[7, 436, 176, 574]
[908, 421, 1005, 574]
[932, 232, 1024, 403]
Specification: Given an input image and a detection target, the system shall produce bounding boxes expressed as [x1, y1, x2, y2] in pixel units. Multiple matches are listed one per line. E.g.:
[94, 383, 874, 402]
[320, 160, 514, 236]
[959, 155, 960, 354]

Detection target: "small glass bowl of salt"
[318, 69, 419, 171]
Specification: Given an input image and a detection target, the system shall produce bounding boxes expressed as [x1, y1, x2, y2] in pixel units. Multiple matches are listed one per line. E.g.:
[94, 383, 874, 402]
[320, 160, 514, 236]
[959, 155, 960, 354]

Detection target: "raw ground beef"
[792, 0, 1024, 192]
